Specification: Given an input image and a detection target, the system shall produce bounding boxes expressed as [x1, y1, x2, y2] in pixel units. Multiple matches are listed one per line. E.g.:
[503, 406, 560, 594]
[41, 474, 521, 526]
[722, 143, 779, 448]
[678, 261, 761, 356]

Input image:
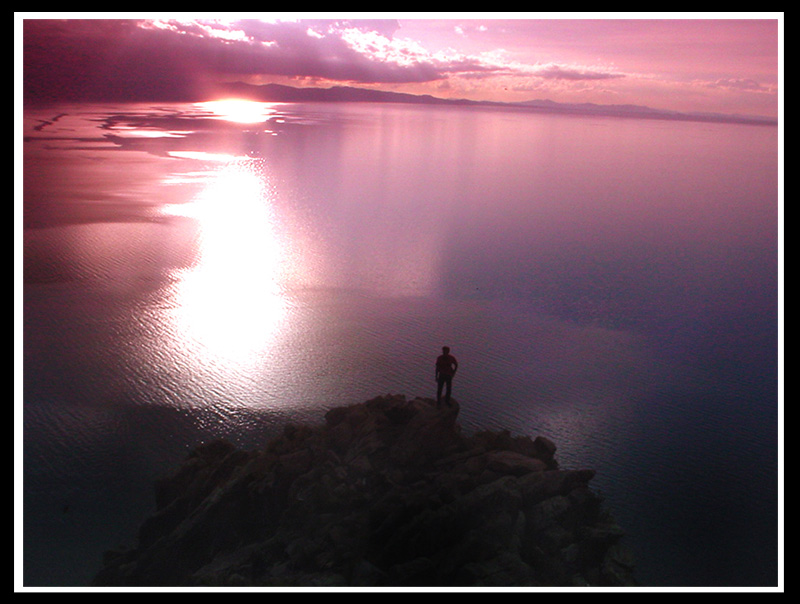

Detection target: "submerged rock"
[93, 394, 636, 587]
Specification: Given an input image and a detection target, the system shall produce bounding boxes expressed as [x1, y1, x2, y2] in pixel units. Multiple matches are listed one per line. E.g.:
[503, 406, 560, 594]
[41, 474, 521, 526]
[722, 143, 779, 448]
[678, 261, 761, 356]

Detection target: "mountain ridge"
[215, 81, 777, 126]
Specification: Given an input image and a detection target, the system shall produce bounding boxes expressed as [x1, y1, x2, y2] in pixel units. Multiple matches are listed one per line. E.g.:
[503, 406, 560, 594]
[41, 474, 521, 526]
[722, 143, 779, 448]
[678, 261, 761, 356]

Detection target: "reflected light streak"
[168, 158, 288, 363]
[167, 151, 241, 162]
[107, 126, 188, 138]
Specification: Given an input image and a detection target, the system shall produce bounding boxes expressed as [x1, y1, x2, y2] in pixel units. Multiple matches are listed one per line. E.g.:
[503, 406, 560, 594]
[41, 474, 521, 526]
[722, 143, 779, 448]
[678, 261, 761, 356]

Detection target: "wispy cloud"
[705, 77, 776, 94]
[529, 63, 626, 81]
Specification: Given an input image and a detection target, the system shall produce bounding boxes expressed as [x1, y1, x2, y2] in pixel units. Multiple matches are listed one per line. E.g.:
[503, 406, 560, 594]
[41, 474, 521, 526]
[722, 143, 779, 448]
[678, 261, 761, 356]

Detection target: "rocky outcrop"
[93, 394, 636, 587]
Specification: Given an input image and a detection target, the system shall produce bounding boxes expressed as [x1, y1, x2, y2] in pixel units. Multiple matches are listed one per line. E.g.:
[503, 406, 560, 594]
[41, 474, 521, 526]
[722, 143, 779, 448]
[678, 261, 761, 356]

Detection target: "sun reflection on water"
[195, 99, 278, 124]
[164, 156, 288, 365]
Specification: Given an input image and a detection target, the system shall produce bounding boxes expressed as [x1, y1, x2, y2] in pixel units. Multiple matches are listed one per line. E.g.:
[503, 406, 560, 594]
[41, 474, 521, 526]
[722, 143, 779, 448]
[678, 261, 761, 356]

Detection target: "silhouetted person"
[435, 346, 458, 407]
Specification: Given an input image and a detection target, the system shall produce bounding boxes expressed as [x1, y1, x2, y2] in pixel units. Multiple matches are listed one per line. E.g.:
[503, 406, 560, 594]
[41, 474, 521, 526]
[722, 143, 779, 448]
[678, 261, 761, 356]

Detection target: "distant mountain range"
[216, 82, 777, 126]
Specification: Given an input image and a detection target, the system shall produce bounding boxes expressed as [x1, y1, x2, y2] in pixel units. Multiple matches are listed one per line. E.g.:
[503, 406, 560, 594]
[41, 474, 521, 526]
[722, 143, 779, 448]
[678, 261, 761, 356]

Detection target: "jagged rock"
[458, 551, 537, 586]
[92, 394, 636, 587]
[484, 450, 549, 476]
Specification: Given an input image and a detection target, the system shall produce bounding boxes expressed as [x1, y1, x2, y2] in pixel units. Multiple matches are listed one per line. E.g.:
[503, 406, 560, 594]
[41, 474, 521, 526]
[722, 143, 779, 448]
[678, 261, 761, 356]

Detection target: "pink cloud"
[707, 77, 775, 94]
[530, 64, 625, 81]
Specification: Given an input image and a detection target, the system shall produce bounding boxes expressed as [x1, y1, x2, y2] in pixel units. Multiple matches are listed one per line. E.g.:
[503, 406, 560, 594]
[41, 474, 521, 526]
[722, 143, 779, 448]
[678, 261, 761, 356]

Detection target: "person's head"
[442, 346, 450, 354]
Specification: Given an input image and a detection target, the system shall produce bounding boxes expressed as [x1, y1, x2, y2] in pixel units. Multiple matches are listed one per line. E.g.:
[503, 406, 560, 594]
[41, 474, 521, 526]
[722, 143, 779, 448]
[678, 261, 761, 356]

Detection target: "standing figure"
[435, 346, 459, 407]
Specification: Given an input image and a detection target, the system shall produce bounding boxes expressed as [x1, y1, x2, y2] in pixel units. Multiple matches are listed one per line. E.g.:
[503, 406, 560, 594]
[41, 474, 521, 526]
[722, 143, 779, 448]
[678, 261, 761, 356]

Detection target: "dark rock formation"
[93, 394, 636, 587]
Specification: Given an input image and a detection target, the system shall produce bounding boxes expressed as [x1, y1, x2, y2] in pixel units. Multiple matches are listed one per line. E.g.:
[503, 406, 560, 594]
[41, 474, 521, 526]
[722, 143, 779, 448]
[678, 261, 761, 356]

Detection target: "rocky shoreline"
[93, 394, 636, 588]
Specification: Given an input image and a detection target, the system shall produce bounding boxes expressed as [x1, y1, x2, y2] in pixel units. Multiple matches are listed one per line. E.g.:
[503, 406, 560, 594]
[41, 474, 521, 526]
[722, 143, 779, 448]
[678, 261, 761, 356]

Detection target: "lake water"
[21, 101, 780, 588]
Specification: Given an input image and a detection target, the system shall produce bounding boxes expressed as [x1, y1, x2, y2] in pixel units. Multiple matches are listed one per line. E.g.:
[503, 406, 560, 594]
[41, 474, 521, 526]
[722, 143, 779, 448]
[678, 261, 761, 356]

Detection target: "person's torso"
[436, 354, 456, 376]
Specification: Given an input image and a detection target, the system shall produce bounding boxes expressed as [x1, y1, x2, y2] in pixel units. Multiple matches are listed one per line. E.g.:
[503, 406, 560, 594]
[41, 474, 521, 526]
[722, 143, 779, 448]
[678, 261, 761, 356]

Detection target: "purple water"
[22, 101, 779, 586]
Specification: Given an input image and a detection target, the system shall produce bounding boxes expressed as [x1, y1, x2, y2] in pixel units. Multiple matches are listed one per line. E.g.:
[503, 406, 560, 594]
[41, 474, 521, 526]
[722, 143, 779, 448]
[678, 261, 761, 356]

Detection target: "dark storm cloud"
[22, 18, 488, 104]
[23, 20, 206, 103]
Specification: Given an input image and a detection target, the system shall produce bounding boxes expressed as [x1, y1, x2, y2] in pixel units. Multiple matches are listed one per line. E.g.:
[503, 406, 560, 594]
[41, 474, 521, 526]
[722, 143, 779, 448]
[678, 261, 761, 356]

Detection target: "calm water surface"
[21, 101, 780, 587]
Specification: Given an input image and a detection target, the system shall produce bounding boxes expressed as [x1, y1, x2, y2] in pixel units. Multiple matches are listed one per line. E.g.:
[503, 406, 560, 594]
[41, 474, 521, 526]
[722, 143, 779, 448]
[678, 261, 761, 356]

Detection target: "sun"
[196, 99, 277, 124]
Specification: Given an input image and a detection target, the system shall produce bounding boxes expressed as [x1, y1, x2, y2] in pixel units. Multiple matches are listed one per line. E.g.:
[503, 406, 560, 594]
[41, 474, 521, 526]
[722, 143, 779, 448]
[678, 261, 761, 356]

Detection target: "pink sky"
[18, 14, 781, 117]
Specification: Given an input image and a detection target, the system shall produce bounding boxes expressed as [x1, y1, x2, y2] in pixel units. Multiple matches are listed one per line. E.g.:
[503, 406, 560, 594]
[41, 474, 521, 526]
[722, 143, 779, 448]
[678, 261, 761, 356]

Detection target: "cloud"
[22, 18, 508, 103]
[138, 19, 443, 84]
[23, 19, 215, 102]
[454, 23, 488, 37]
[531, 63, 626, 81]
[706, 77, 775, 94]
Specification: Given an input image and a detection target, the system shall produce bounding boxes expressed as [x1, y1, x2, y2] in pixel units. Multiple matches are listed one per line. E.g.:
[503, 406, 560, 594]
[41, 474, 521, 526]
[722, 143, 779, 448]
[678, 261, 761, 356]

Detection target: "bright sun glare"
[168, 157, 288, 362]
[197, 99, 277, 124]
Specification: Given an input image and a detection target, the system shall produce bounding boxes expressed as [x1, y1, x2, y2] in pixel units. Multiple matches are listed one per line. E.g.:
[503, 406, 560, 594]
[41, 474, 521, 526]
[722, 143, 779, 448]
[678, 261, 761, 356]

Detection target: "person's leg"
[437, 375, 444, 405]
[444, 376, 452, 405]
